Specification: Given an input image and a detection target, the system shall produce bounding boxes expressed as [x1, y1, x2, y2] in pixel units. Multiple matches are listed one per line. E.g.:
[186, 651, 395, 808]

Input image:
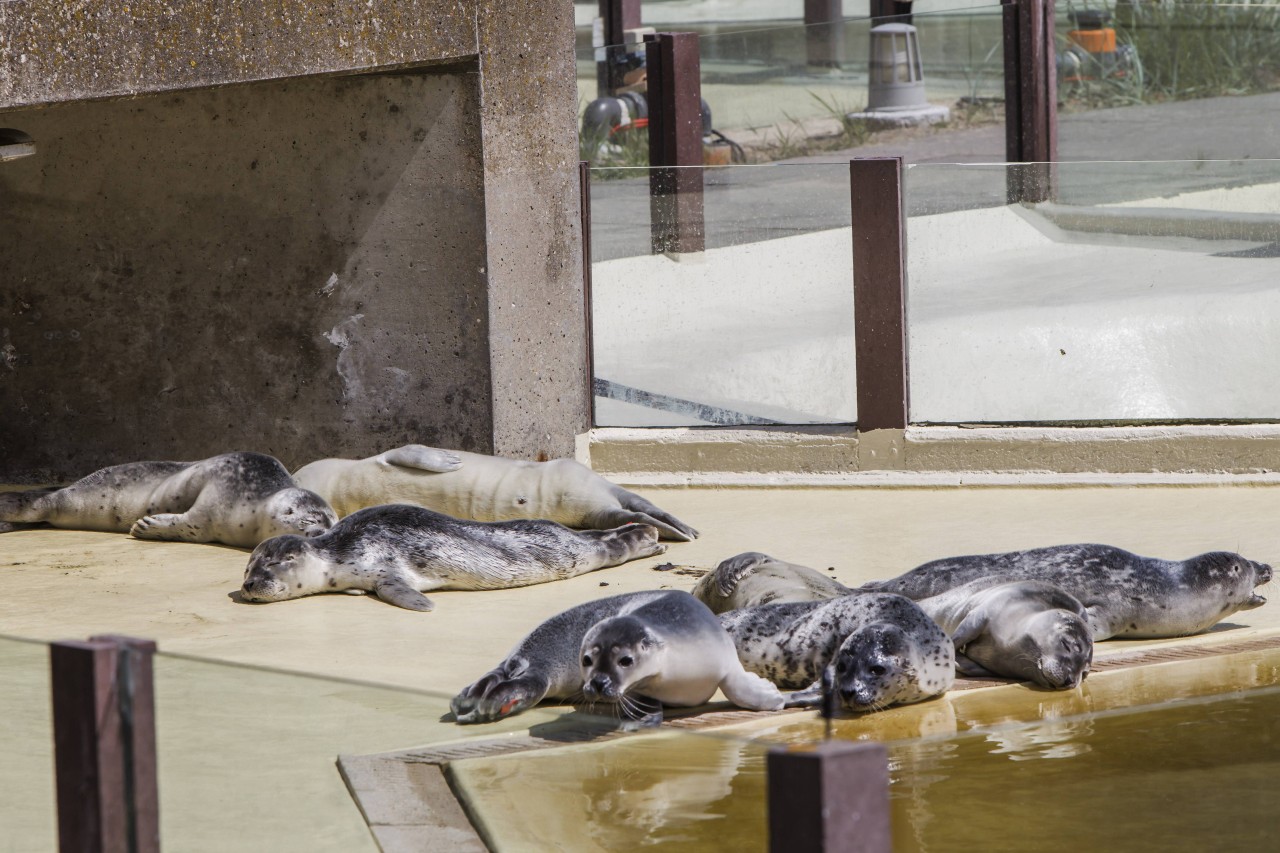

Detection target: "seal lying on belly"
[861, 543, 1273, 640]
[699, 552, 1093, 689]
[0, 452, 335, 548]
[240, 504, 666, 610]
[719, 594, 954, 712]
[451, 590, 788, 727]
[292, 444, 698, 541]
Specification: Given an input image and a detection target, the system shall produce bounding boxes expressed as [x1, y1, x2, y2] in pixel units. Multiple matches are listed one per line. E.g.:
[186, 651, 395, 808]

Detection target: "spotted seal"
[718, 594, 954, 712]
[292, 444, 698, 541]
[0, 452, 336, 548]
[861, 544, 1273, 640]
[698, 552, 1093, 689]
[451, 590, 788, 727]
[240, 504, 666, 610]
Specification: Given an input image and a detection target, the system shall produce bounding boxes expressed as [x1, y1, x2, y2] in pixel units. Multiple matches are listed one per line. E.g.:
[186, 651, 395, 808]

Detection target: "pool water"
[451, 651, 1280, 852]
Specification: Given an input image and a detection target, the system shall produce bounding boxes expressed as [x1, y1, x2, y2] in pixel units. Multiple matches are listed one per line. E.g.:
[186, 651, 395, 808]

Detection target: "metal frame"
[645, 31, 705, 254]
[1003, 0, 1058, 202]
[804, 0, 845, 68]
[579, 160, 597, 428]
[597, 0, 643, 96]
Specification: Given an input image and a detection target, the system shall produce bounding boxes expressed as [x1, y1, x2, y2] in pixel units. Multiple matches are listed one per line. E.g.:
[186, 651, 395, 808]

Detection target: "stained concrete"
[0, 0, 588, 481]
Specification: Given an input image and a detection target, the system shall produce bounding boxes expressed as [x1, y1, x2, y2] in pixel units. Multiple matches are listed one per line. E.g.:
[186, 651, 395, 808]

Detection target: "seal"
[697, 552, 1093, 689]
[915, 580, 1093, 689]
[718, 594, 954, 712]
[240, 504, 667, 610]
[862, 543, 1273, 640]
[451, 590, 788, 727]
[0, 452, 336, 548]
[292, 444, 698, 541]
[692, 551, 850, 614]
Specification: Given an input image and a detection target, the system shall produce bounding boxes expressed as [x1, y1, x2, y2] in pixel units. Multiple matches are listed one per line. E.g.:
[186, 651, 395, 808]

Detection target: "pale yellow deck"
[3, 483, 1279, 851]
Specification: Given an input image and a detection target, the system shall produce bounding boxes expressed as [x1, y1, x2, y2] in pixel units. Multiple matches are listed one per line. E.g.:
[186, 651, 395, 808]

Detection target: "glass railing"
[1056, 0, 1280, 161]
[905, 158, 1280, 423]
[589, 162, 856, 426]
[577, 4, 1009, 168]
[0, 635, 57, 853]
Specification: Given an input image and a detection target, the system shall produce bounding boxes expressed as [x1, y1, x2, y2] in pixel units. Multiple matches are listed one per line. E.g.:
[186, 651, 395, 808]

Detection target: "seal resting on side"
[861, 543, 1273, 640]
[719, 593, 955, 712]
[451, 590, 789, 728]
[292, 444, 698, 541]
[240, 504, 666, 610]
[697, 552, 1093, 689]
[0, 452, 335, 548]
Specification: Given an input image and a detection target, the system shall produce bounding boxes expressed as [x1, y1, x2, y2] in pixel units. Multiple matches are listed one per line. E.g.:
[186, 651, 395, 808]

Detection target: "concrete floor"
[4, 482, 1280, 850]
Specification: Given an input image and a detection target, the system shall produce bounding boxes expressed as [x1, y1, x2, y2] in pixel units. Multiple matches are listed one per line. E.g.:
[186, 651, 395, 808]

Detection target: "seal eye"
[869, 665, 887, 677]
[836, 661, 847, 673]
[619, 655, 634, 668]
[582, 655, 593, 667]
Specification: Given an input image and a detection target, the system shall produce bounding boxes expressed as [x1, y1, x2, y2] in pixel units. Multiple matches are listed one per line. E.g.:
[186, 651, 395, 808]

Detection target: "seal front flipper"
[130, 513, 203, 542]
[606, 487, 699, 541]
[617, 694, 664, 731]
[373, 576, 436, 611]
[783, 680, 826, 708]
[381, 445, 464, 473]
[954, 652, 999, 679]
[719, 667, 786, 711]
[452, 664, 553, 724]
[713, 552, 773, 598]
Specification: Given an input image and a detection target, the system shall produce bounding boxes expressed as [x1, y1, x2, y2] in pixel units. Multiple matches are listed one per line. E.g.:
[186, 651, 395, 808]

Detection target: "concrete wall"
[0, 1, 588, 481]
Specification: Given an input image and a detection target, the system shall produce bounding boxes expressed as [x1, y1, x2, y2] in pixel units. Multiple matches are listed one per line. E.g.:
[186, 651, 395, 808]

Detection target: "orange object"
[1068, 27, 1116, 53]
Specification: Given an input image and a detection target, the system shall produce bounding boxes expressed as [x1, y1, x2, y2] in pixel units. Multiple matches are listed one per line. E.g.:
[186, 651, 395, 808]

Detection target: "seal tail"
[608, 486, 699, 541]
[0, 487, 59, 525]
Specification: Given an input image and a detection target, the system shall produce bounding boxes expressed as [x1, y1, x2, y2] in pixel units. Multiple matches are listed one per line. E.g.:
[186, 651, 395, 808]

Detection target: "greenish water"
[453, 680, 1280, 852]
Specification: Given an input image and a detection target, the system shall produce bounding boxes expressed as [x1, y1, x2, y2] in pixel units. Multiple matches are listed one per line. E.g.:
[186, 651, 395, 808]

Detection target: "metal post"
[51, 636, 160, 853]
[645, 32, 705, 255]
[870, 0, 913, 24]
[1003, 0, 1057, 202]
[851, 157, 909, 432]
[579, 160, 597, 428]
[804, 0, 845, 68]
[598, 0, 643, 96]
[767, 741, 892, 852]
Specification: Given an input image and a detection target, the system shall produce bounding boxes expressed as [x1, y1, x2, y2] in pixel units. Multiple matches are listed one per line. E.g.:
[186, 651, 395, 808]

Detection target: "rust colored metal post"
[1003, 0, 1058, 202]
[767, 741, 892, 852]
[804, 0, 845, 68]
[851, 157, 909, 432]
[870, 0, 913, 24]
[51, 636, 160, 853]
[645, 32, 705, 254]
[598, 0, 643, 96]
[579, 160, 597, 428]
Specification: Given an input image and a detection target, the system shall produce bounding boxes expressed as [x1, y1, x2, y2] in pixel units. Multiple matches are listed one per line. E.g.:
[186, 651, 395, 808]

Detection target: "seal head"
[832, 623, 938, 712]
[241, 535, 326, 602]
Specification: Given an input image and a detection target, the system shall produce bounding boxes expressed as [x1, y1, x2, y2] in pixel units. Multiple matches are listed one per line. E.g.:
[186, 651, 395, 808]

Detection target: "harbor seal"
[917, 580, 1093, 689]
[718, 594, 954, 712]
[240, 504, 666, 610]
[697, 552, 1093, 689]
[862, 544, 1273, 640]
[0, 452, 336, 548]
[451, 590, 788, 727]
[292, 444, 698, 541]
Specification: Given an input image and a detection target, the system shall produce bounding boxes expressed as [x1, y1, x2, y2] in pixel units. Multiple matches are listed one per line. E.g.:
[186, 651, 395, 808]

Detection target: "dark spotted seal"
[240, 504, 666, 610]
[696, 551, 1093, 689]
[293, 444, 699, 541]
[718, 594, 954, 712]
[0, 452, 336, 548]
[451, 590, 787, 727]
[861, 544, 1273, 640]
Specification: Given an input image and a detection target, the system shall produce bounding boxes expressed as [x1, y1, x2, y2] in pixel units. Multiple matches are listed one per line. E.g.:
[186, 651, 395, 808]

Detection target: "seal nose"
[1258, 562, 1273, 584]
[588, 674, 616, 699]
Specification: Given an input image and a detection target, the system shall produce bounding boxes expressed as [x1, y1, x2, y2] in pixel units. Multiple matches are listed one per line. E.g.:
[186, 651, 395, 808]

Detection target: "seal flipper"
[607, 487, 699, 541]
[130, 513, 204, 542]
[381, 445, 464, 473]
[713, 552, 773, 598]
[373, 577, 435, 611]
[954, 652, 999, 679]
[617, 693, 664, 731]
[0, 521, 43, 533]
[950, 609, 990, 649]
[719, 666, 787, 711]
[783, 680, 826, 708]
[452, 663, 553, 724]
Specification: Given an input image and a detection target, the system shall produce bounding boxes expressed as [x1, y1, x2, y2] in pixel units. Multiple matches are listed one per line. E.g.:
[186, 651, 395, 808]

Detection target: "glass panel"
[1057, 1, 1280, 160]
[589, 163, 855, 426]
[577, 5, 1010, 169]
[0, 636, 56, 852]
[906, 158, 1280, 423]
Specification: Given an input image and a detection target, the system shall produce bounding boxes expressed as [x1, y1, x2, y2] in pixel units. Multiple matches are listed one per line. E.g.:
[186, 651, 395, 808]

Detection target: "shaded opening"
[0, 128, 35, 161]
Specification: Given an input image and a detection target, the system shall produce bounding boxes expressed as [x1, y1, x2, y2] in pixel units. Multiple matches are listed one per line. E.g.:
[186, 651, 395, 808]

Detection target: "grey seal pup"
[451, 590, 788, 727]
[719, 594, 955, 712]
[0, 452, 336, 548]
[292, 444, 698, 541]
[861, 543, 1273, 640]
[700, 552, 1092, 689]
[240, 504, 666, 610]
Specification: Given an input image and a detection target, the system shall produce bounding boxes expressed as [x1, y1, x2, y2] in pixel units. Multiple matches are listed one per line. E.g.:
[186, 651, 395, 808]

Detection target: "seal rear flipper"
[719, 667, 786, 711]
[954, 652, 999, 679]
[373, 577, 436, 611]
[783, 681, 826, 708]
[381, 445, 464, 473]
[0, 487, 60, 523]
